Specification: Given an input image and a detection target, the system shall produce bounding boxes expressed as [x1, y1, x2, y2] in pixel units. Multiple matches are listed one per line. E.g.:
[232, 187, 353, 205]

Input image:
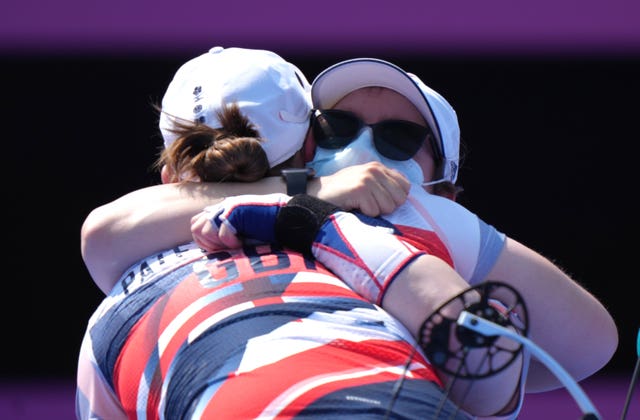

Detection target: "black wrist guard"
[274, 194, 340, 254]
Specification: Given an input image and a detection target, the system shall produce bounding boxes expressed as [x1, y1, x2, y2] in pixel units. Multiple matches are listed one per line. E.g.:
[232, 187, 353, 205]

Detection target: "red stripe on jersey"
[111, 246, 384, 418]
[112, 294, 170, 418]
[395, 225, 453, 267]
[198, 338, 440, 418]
[113, 275, 369, 417]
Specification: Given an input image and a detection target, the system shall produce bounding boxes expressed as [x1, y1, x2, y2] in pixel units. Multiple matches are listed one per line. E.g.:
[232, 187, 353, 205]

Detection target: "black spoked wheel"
[419, 281, 529, 379]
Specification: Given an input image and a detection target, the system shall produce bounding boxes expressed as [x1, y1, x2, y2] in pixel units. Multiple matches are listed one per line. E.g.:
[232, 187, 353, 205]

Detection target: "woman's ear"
[302, 129, 316, 163]
[160, 165, 173, 184]
[433, 182, 462, 202]
[442, 190, 458, 201]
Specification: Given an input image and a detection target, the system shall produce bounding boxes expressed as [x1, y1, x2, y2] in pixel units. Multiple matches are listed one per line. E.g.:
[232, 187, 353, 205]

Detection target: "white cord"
[457, 311, 601, 419]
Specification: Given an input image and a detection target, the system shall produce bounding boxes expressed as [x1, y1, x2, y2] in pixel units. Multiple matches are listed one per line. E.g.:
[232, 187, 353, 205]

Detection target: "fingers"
[218, 224, 242, 248]
[318, 162, 410, 217]
[362, 163, 410, 214]
[191, 211, 244, 251]
[191, 213, 219, 251]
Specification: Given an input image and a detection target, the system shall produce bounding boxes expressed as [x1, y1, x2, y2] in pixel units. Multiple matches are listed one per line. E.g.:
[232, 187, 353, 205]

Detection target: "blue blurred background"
[2, 0, 639, 418]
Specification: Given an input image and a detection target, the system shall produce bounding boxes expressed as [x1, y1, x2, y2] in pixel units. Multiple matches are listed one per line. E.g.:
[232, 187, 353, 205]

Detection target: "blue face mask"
[306, 127, 425, 184]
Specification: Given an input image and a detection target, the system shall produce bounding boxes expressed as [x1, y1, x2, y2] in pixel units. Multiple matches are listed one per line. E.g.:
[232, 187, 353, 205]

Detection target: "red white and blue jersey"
[312, 186, 506, 305]
[390, 186, 505, 285]
[76, 242, 474, 420]
[303, 189, 525, 420]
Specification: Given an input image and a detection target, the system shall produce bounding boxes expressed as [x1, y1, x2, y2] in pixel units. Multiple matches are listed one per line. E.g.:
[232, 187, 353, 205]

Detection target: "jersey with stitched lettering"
[76, 242, 474, 420]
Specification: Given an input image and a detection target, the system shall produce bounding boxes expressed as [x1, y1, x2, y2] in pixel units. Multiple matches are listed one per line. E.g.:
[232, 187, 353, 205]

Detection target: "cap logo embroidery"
[191, 86, 206, 122]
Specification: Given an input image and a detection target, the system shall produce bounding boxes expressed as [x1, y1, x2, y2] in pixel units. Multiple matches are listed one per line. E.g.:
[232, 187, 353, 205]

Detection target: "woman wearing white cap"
[304, 57, 618, 397]
[78, 47, 501, 420]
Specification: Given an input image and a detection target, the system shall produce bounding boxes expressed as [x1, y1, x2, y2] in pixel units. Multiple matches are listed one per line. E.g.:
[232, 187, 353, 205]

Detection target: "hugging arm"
[82, 163, 411, 295]
[82, 181, 232, 294]
[486, 238, 618, 392]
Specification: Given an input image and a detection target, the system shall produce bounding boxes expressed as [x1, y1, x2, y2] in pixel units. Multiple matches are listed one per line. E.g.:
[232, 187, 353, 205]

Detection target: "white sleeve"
[386, 186, 505, 284]
[312, 211, 425, 304]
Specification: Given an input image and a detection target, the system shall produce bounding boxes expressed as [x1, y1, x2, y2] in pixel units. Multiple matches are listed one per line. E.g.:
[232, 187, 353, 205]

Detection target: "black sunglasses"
[311, 109, 433, 161]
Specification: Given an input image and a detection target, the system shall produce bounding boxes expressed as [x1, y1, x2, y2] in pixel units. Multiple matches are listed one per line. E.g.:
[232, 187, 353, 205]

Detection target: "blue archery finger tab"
[224, 200, 282, 244]
[274, 194, 340, 254]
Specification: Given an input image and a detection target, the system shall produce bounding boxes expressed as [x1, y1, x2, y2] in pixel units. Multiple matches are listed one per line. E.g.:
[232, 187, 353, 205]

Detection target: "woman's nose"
[345, 127, 381, 162]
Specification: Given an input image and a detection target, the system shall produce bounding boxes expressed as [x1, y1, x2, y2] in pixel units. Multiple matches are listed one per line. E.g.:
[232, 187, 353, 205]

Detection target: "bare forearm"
[81, 164, 410, 294]
[81, 179, 288, 294]
[487, 238, 618, 391]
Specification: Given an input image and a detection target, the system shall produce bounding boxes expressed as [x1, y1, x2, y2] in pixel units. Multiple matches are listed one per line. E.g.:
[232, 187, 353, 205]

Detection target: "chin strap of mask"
[421, 177, 446, 186]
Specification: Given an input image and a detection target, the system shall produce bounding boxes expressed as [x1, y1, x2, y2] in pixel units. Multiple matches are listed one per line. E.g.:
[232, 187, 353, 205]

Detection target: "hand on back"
[191, 193, 289, 252]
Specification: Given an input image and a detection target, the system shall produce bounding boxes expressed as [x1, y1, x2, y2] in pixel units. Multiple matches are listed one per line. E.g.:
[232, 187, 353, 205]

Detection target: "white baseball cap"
[160, 46, 312, 167]
[311, 58, 460, 183]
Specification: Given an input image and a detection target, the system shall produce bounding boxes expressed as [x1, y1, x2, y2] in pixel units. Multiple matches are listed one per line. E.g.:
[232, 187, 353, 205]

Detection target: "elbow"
[594, 310, 619, 375]
[81, 207, 111, 265]
[80, 207, 120, 295]
[576, 306, 619, 383]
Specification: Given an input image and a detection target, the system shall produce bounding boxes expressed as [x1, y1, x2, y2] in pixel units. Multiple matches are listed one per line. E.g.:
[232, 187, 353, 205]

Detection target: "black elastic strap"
[281, 168, 313, 195]
[274, 194, 340, 254]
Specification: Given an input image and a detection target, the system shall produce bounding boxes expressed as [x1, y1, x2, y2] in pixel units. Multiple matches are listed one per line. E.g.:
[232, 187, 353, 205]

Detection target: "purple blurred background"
[3, 0, 640, 56]
[1, 375, 638, 419]
[3, 1, 639, 418]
